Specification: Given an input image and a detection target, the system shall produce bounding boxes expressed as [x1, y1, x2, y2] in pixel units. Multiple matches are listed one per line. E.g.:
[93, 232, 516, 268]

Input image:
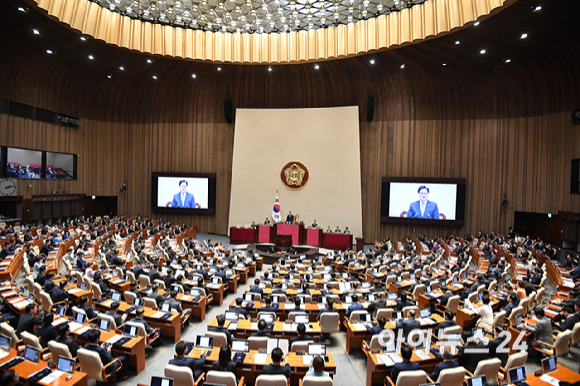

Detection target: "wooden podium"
[275, 234, 293, 248]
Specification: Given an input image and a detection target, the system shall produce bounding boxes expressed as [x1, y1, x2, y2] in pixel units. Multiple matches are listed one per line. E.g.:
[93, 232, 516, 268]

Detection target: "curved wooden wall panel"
[32, 0, 513, 63]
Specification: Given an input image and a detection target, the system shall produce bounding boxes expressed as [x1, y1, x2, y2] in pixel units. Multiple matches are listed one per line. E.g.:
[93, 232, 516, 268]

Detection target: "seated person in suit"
[43, 272, 56, 293]
[133, 307, 161, 342]
[290, 323, 312, 347]
[430, 345, 459, 380]
[306, 355, 330, 377]
[105, 302, 127, 327]
[346, 294, 364, 317]
[249, 279, 264, 296]
[260, 296, 278, 312]
[169, 341, 206, 379]
[78, 296, 98, 320]
[36, 265, 48, 286]
[395, 291, 414, 311]
[555, 303, 580, 331]
[272, 283, 285, 295]
[390, 343, 420, 383]
[318, 298, 335, 319]
[435, 310, 456, 337]
[209, 314, 232, 346]
[365, 316, 387, 335]
[458, 330, 486, 373]
[311, 220, 318, 228]
[212, 345, 238, 379]
[334, 226, 341, 233]
[16, 303, 43, 337]
[83, 329, 130, 380]
[263, 348, 292, 378]
[146, 284, 165, 308]
[487, 326, 508, 366]
[50, 280, 67, 303]
[395, 309, 420, 341]
[251, 320, 272, 338]
[196, 277, 209, 298]
[231, 298, 249, 317]
[438, 287, 453, 308]
[502, 293, 519, 318]
[55, 323, 79, 357]
[343, 227, 351, 234]
[94, 272, 112, 297]
[39, 313, 57, 348]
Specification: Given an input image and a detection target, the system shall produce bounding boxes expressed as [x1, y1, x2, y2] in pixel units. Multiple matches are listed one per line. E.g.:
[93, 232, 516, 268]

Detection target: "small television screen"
[380, 177, 466, 226]
[151, 172, 216, 215]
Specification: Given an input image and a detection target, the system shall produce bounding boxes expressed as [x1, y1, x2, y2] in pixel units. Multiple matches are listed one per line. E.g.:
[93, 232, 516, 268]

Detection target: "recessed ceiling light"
[504, 59, 512, 63]
[147, 59, 152, 63]
[88, 55, 94, 60]
[33, 29, 40, 35]
[520, 33, 528, 39]
[473, 21, 480, 26]
[268, 66, 272, 71]
[534, 5, 541, 11]
[314, 64, 320, 69]
[191, 74, 197, 78]
[152, 75, 157, 79]
[46, 49, 53, 54]
[480, 49, 486, 54]
[442, 63, 447, 66]
[18, 7, 25, 12]
[369, 59, 375, 64]
[107, 75, 112, 79]
[400, 64, 405, 69]
[80, 36, 87, 41]
[119, 66, 124, 70]
[217, 67, 222, 71]
[455, 40, 460, 45]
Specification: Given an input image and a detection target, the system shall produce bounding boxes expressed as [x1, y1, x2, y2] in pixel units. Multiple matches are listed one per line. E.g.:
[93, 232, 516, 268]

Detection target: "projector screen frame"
[151, 172, 217, 215]
[380, 177, 466, 227]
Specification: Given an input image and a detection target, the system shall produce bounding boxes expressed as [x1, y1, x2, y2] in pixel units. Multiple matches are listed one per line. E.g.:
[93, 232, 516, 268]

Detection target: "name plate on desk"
[0, 357, 24, 370]
[28, 367, 53, 383]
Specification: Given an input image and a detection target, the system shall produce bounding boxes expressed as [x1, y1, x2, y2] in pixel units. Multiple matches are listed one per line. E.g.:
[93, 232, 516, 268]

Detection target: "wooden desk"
[227, 273, 239, 294]
[207, 283, 227, 306]
[235, 267, 249, 285]
[525, 364, 580, 385]
[207, 319, 323, 341]
[93, 298, 182, 343]
[0, 348, 88, 386]
[362, 346, 439, 386]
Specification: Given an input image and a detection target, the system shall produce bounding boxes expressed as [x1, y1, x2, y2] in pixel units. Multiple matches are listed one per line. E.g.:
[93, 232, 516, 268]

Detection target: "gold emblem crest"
[280, 162, 309, 190]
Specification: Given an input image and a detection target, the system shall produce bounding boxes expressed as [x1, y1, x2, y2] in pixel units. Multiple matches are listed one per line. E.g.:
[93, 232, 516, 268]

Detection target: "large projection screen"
[229, 107, 363, 238]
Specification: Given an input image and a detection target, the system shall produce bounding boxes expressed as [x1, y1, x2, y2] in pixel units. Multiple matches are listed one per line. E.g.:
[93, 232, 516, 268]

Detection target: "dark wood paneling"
[0, 0, 579, 239]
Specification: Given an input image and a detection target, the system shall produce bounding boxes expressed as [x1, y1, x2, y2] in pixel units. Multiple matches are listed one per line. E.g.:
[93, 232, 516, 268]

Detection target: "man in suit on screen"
[407, 185, 440, 219]
[171, 180, 196, 208]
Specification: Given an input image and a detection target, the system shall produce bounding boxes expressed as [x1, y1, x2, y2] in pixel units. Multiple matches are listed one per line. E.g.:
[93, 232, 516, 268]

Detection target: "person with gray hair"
[430, 345, 460, 380]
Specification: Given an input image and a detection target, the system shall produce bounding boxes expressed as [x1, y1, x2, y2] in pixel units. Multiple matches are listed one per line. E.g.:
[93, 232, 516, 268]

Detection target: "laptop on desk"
[508, 366, 529, 386]
[466, 375, 486, 386]
[196, 336, 213, 349]
[57, 356, 75, 374]
[151, 376, 173, 386]
[542, 357, 557, 374]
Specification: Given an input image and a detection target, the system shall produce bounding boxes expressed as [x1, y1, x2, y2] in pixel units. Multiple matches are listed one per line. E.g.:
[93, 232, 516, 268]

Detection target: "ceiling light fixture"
[442, 63, 447, 66]
[370, 59, 375, 64]
[18, 7, 26, 12]
[33, 29, 40, 35]
[88, 55, 94, 60]
[119, 66, 124, 70]
[152, 75, 157, 79]
[455, 40, 460, 45]
[400, 64, 405, 69]
[520, 33, 528, 39]
[147, 59, 152, 63]
[504, 59, 511, 63]
[480, 49, 486, 54]
[192, 74, 197, 78]
[217, 67, 222, 71]
[80, 36, 87, 41]
[46, 49, 53, 54]
[268, 66, 272, 71]
[534, 5, 541, 11]
[473, 21, 480, 26]
[314, 64, 320, 70]
[107, 75, 112, 79]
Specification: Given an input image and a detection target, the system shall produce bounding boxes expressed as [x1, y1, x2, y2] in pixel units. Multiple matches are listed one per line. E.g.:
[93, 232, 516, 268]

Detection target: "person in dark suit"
[16, 304, 43, 337]
[346, 294, 364, 317]
[165, 291, 183, 314]
[55, 323, 79, 357]
[487, 326, 508, 366]
[260, 296, 277, 313]
[43, 272, 56, 293]
[458, 330, 486, 373]
[435, 310, 456, 337]
[263, 218, 271, 225]
[430, 346, 459, 380]
[563, 254, 575, 269]
[148, 264, 163, 283]
[132, 264, 145, 279]
[212, 345, 238, 379]
[395, 310, 420, 340]
[145, 284, 165, 308]
[164, 269, 177, 289]
[531, 269, 542, 285]
[39, 313, 57, 348]
[94, 272, 112, 297]
[406, 186, 440, 219]
[251, 320, 272, 338]
[24, 231, 34, 242]
[50, 280, 67, 303]
[36, 265, 48, 286]
[263, 348, 292, 378]
[522, 276, 536, 296]
[209, 314, 232, 346]
[318, 298, 335, 320]
[390, 344, 420, 383]
[171, 180, 197, 208]
[78, 296, 98, 320]
[438, 287, 453, 307]
[168, 341, 206, 379]
[365, 316, 387, 335]
[503, 293, 519, 318]
[570, 261, 580, 281]
[249, 279, 264, 296]
[290, 323, 312, 347]
[105, 302, 127, 327]
[555, 305, 580, 331]
[0, 240, 14, 259]
[133, 307, 160, 338]
[83, 329, 130, 380]
[395, 291, 414, 311]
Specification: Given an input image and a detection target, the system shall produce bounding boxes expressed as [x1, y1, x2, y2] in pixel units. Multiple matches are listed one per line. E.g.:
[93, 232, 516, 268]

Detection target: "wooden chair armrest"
[238, 376, 245, 386]
[194, 372, 205, 386]
[362, 340, 370, 352]
[299, 379, 303, 386]
[535, 340, 555, 349]
[101, 357, 122, 378]
[465, 370, 474, 378]
[385, 376, 395, 386]
[426, 376, 435, 383]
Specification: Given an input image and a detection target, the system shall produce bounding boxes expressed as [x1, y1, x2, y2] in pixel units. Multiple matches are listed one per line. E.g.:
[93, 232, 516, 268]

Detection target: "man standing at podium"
[286, 211, 296, 224]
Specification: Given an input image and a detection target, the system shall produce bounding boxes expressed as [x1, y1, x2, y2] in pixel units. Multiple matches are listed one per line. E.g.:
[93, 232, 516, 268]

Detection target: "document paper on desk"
[387, 353, 403, 363]
[282, 323, 293, 332]
[39, 370, 64, 385]
[303, 355, 313, 366]
[68, 322, 84, 332]
[75, 326, 91, 335]
[376, 355, 394, 366]
[106, 335, 123, 344]
[254, 353, 268, 364]
[539, 374, 560, 385]
[352, 323, 367, 331]
[152, 312, 166, 318]
[415, 350, 431, 360]
[0, 351, 9, 360]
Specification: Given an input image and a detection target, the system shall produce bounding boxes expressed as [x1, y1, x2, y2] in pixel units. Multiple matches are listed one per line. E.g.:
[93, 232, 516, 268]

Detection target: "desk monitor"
[212, 278, 220, 285]
[161, 303, 171, 312]
[196, 336, 213, 349]
[134, 298, 142, 307]
[344, 296, 353, 304]
[308, 343, 326, 356]
[190, 289, 200, 297]
[368, 294, 376, 302]
[295, 315, 309, 324]
[97, 318, 111, 332]
[259, 314, 274, 323]
[342, 273, 349, 279]
[244, 294, 254, 302]
[111, 292, 121, 302]
[232, 340, 250, 353]
[466, 376, 486, 386]
[542, 357, 557, 374]
[57, 356, 75, 374]
[508, 366, 526, 383]
[124, 275, 130, 282]
[420, 308, 430, 318]
[225, 312, 239, 321]
[318, 296, 326, 304]
[112, 269, 119, 278]
[226, 270, 233, 276]
[24, 346, 40, 363]
[383, 340, 396, 353]
[478, 293, 483, 302]
[395, 311, 403, 320]
[272, 296, 280, 304]
[362, 282, 371, 289]
[80, 282, 87, 290]
[397, 276, 402, 282]
[453, 277, 458, 284]
[388, 293, 397, 300]
[57, 306, 66, 318]
[360, 313, 371, 322]
[75, 313, 86, 324]
[209, 269, 216, 275]
[124, 324, 139, 338]
[0, 334, 11, 352]
[410, 274, 416, 280]
[171, 285, 181, 293]
[151, 376, 174, 386]
[516, 314, 524, 326]
[426, 285, 432, 293]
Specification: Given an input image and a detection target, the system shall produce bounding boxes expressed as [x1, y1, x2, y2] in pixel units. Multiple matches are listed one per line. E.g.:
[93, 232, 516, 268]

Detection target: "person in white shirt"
[470, 295, 494, 329]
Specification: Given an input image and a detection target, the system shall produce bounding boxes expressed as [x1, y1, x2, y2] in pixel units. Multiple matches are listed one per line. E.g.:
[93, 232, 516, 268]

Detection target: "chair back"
[412, 284, 425, 300]
[91, 282, 102, 300]
[123, 291, 137, 304]
[571, 322, 580, 346]
[207, 370, 237, 386]
[33, 283, 43, 300]
[554, 330, 572, 357]
[509, 307, 524, 326]
[441, 325, 462, 339]
[504, 352, 527, 371]
[143, 298, 158, 310]
[473, 358, 501, 382]
[493, 311, 506, 331]
[78, 348, 106, 381]
[154, 279, 166, 290]
[256, 374, 288, 386]
[385, 276, 396, 286]
[165, 364, 195, 386]
[126, 321, 148, 338]
[467, 292, 478, 304]
[0, 323, 19, 349]
[192, 287, 207, 297]
[519, 298, 530, 316]
[303, 375, 333, 386]
[290, 340, 314, 352]
[39, 291, 53, 313]
[349, 310, 369, 322]
[26, 276, 35, 293]
[436, 366, 466, 386]
[139, 275, 151, 288]
[206, 331, 228, 348]
[48, 341, 73, 365]
[376, 308, 393, 320]
[319, 312, 340, 333]
[395, 370, 426, 386]
[126, 271, 136, 282]
[21, 331, 42, 350]
[368, 335, 382, 351]
[447, 296, 460, 313]
[249, 336, 269, 350]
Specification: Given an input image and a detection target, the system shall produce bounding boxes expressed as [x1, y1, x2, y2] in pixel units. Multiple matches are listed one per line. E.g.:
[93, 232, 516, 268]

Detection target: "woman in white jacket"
[469, 294, 494, 330]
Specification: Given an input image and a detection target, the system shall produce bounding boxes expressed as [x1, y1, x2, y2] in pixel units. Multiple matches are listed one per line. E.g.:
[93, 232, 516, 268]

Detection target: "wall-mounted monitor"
[380, 177, 466, 226]
[151, 172, 216, 215]
[6, 148, 42, 179]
